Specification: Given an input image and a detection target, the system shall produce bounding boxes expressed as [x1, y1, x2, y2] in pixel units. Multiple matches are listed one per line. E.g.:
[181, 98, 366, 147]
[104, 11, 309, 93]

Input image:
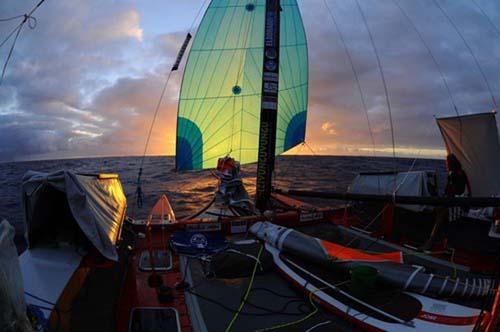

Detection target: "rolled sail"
[250, 222, 496, 299]
[176, 0, 308, 171]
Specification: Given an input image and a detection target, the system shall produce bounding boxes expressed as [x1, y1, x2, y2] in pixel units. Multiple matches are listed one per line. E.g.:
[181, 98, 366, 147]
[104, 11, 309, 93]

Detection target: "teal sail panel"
[176, 0, 308, 171]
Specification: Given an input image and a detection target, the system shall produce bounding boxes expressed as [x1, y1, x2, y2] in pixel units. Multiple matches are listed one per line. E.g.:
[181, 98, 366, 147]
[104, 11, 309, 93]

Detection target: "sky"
[0, 0, 499, 162]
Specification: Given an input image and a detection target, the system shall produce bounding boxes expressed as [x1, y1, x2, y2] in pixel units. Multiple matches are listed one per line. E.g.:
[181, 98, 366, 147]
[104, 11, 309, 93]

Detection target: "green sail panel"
[176, 0, 308, 171]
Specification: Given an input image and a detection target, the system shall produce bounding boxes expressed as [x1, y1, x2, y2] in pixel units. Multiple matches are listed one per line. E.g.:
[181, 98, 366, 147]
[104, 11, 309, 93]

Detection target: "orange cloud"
[321, 121, 338, 135]
[88, 9, 144, 42]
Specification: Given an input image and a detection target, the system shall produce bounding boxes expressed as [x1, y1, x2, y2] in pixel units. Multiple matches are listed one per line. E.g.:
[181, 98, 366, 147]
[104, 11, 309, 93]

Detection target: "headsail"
[176, 0, 308, 171]
[437, 112, 500, 196]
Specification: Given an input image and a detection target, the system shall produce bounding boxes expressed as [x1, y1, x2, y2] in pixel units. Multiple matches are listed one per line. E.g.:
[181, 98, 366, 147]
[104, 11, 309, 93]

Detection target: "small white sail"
[437, 112, 500, 197]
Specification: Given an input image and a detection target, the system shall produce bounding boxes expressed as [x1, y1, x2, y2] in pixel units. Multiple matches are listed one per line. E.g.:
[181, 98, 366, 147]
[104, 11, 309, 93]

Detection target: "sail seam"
[186, 4, 241, 129]
[191, 43, 306, 52]
[178, 0, 224, 139]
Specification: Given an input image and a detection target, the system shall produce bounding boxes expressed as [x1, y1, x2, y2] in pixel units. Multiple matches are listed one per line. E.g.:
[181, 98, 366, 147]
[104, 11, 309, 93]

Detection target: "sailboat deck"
[182, 242, 353, 332]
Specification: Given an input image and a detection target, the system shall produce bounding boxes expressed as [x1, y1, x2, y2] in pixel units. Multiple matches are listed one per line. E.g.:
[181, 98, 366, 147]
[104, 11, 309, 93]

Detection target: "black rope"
[354, 0, 397, 179]
[0, 0, 46, 87]
[393, 0, 459, 116]
[0, 14, 25, 22]
[393, 0, 464, 146]
[186, 288, 311, 317]
[132, 0, 209, 213]
[251, 287, 305, 300]
[134, 167, 144, 209]
[433, 0, 497, 111]
[25, 291, 56, 306]
[1, 24, 25, 87]
[0, 22, 23, 49]
[188, 0, 210, 33]
[472, 0, 500, 42]
[324, 0, 377, 157]
[133, 68, 174, 213]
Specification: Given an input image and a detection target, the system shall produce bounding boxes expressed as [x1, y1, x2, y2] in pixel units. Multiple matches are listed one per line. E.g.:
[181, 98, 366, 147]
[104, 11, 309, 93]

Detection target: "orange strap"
[321, 240, 403, 263]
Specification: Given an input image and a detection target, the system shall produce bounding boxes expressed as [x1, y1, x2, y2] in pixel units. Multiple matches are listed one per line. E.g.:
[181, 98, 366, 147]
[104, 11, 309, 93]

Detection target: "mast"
[255, 0, 281, 211]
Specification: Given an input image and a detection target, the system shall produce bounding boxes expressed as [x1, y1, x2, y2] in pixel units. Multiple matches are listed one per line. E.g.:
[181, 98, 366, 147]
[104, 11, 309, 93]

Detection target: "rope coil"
[0, 0, 46, 87]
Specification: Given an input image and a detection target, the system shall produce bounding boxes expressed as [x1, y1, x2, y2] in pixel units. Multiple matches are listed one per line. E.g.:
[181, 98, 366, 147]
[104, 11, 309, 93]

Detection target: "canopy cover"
[22, 171, 127, 261]
[176, 0, 308, 170]
[437, 112, 500, 197]
[348, 171, 437, 212]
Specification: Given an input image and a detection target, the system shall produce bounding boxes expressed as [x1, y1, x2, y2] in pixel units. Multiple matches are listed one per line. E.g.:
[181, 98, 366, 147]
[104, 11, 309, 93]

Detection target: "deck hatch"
[129, 307, 180, 332]
[138, 250, 173, 271]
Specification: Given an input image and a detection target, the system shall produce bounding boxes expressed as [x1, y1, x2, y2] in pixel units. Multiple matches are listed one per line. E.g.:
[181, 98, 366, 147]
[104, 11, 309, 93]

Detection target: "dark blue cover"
[170, 231, 228, 256]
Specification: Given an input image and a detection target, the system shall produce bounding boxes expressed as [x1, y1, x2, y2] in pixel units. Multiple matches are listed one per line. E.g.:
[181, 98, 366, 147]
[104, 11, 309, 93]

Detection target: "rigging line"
[232, 3, 256, 154]
[185, 6, 242, 131]
[0, 21, 22, 49]
[137, 0, 205, 172]
[178, 0, 231, 140]
[132, 69, 174, 212]
[290, 4, 307, 112]
[433, 0, 497, 111]
[189, 0, 211, 33]
[391, 155, 418, 194]
[27, 0, 47, 17]
[303, 141, 316, 156]
[139, 70, 174, 167]
[471, 0, 500, 42]
[324, 0, 377, 157]
[354, 0, 397, 174]
[281, 12, 302, 115]
[393, 0, 459, 116]
[0, 24, 24, 87]
[0, 15, 25, 22]
[394, 0, 463, 148]
[0, 0, 47, 87]
[224, 244, 264, 332]
[274, 143, 303, 189]
[188, 4, 242, 122]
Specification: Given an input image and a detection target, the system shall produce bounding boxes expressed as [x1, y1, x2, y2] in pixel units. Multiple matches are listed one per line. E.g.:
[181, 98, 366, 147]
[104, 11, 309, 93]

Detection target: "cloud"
[0, 0, 186, 161]
[321, 121, 337, 135]
[0, 0, 499, 161]
[88, 10, 144, 42]
[300, 0, 500, 156]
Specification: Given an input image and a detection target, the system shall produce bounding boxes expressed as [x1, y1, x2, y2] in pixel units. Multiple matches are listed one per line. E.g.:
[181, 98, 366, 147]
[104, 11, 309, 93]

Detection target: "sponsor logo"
[299, 212, 324, 222]
[190, 233, 208, 248]
[230, 221, 247, 234]
[430, 303, 447, 313]
[262, 101, 277, 109]
[264, 72, 279, 82]
[265, 48, 277, 60]
[256, 121, 269, 193]
[264, 82, 278, 94]
[265, 60, 277, 71]
[186, 223, 221, 232]
[265, 12, 276, 47]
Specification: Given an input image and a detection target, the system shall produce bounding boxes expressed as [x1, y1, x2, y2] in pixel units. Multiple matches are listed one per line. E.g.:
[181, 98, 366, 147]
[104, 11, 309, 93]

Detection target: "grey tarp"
[348, 171, 436, 212]
[437, 112, 500, 197]
[22, 171, 127, 261]
[0, 220, 32, 332]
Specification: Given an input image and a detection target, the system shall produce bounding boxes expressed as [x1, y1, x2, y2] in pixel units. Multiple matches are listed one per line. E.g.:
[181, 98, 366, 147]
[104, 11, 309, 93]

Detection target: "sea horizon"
[0, 152, 446, 165]
[1, 155, 447, 247]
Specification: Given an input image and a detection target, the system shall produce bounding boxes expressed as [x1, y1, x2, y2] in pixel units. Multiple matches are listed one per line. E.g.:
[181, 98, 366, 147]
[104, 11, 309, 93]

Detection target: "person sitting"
[420, 153, 471, 251]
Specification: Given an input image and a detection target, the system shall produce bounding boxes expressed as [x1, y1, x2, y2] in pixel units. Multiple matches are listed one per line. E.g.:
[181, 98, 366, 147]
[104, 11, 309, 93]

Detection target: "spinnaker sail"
[176, 0, 308, 171]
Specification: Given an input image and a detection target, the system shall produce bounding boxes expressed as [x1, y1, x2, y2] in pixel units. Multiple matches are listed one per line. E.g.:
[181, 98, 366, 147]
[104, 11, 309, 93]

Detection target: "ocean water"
[0, 155, 446, 238]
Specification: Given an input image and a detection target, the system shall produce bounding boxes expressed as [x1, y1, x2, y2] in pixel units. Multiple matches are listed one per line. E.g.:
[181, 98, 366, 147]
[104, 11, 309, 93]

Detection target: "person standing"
[420, 153, 471, 251]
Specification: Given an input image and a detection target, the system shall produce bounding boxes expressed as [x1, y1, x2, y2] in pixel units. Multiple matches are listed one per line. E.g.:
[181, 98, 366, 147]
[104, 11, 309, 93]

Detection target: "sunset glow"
[1, 0, 499, 161]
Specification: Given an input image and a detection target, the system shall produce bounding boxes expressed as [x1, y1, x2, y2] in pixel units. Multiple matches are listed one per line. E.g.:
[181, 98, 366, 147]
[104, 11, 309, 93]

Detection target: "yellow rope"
[253, 286, 328, 332]
[224, 244, 264, 332]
